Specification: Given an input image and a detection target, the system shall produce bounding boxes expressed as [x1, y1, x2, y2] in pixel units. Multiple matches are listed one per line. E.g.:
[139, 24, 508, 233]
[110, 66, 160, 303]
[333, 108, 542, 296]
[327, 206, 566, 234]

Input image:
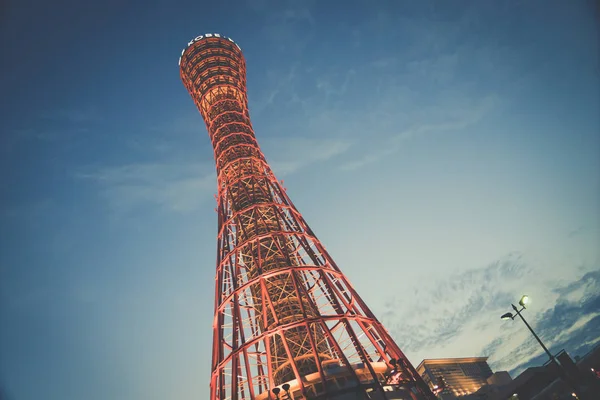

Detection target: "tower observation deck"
[179, 33, 435, 400]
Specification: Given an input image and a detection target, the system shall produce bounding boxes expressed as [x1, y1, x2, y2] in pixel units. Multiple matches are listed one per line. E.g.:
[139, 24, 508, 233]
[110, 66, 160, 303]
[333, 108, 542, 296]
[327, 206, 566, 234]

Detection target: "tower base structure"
[256, 361, 428, 400]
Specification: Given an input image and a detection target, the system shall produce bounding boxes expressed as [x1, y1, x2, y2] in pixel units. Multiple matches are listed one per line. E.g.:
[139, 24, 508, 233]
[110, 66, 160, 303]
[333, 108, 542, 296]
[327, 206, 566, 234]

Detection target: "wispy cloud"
[340, 93, 499, 171]
[316, 69, 356, 100]
[2, 106, 101, 152]
[261, 137, 353, 176]
[382, 252, 531, 354]
[252, 64, 301, 115]
[256, 0, 316, 54]
[567, 224, 593, 239]
[244, 4, 509, 175]
[314, 3, 545, 173]
[78, 111, 352, 214]
[78, 137, 352, 214]
[76, 162, 215, 215]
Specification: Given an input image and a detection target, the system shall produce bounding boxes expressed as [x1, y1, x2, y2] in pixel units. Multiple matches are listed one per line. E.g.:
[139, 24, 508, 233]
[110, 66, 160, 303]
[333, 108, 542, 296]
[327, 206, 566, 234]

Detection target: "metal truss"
[180, 35, 435, 400]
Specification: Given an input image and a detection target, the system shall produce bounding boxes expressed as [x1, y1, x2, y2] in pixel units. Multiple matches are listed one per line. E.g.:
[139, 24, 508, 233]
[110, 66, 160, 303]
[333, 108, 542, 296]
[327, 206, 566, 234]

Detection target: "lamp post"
[501, 295, 584, 399]
[500, 296, 555, 362]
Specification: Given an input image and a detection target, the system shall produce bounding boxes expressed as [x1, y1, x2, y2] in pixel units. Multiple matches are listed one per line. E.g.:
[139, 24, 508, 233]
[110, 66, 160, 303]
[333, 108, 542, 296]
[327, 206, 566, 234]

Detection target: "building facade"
[416, 357, 493, 398]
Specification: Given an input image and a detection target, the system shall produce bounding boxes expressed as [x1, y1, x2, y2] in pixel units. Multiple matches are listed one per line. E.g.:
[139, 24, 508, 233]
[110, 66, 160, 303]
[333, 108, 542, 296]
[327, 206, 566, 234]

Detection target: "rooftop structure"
[415, 357, 493, 398]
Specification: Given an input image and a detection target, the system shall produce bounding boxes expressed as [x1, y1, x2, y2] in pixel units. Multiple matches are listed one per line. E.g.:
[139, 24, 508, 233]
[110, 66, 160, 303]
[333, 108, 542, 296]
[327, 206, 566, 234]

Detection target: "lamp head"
[501, 312, 514, 320]
[282, 383, 290, 392]
[519, 295, 530, 308]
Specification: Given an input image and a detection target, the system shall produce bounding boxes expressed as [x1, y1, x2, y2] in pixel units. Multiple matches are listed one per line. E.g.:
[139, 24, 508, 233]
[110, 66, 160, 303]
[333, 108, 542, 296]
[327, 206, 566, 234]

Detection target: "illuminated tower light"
[179, 33, 435, 400]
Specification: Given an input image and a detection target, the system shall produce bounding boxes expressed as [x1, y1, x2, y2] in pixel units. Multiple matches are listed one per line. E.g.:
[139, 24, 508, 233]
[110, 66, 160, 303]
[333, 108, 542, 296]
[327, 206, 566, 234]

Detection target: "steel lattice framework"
[179, 34, 435, 400]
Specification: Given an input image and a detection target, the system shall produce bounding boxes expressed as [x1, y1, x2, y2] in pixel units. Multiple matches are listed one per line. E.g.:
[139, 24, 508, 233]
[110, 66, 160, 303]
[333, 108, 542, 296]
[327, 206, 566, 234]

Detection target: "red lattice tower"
[179, 34, 435, 400]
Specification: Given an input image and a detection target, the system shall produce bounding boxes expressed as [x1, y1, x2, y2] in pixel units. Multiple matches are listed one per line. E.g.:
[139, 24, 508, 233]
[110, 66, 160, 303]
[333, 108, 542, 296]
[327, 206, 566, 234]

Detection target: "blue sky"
[1, 0, 599, 399]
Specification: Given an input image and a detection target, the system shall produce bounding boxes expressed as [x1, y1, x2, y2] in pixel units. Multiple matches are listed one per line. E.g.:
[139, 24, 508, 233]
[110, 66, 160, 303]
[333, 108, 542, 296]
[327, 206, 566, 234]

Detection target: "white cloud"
[252, 63, 300, 115]
[77, 135, 350, 214]
[548, 312, 600, 347]
[382, 252, 531, 357]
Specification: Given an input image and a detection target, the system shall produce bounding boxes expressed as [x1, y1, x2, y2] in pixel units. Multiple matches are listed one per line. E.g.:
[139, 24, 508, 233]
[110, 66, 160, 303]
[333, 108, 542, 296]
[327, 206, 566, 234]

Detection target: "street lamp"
[519, 295, 529, 307]
[501, 295, 584, 399]
[500, 295, 554, 362]
[501, 312, 513, 321]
